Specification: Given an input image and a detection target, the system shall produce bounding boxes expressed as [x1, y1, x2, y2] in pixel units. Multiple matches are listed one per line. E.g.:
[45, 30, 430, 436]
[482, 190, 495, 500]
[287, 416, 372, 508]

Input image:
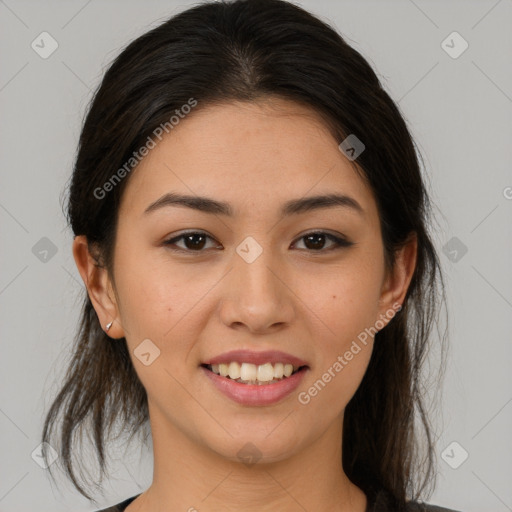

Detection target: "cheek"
[294, 258, 381, 398]
[299, 257, 383, 338]
[112, 242, 173, 341]
[114, 246, 213, 361]
[300, 285, 376, 412]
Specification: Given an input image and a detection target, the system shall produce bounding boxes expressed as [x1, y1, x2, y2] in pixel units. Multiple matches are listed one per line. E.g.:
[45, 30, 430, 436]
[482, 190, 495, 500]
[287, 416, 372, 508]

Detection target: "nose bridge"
[220, 234, 293, 331]
[235, 234, 281, 301]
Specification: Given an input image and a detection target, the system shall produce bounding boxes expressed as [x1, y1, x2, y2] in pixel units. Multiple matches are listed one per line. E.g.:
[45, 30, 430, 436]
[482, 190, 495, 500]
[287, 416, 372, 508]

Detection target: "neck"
[137, 404, 367, 512]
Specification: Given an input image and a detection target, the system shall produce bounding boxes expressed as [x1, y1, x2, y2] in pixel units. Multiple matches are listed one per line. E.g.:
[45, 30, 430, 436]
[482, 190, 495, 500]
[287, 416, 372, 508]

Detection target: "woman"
[41, 0, 458, 510]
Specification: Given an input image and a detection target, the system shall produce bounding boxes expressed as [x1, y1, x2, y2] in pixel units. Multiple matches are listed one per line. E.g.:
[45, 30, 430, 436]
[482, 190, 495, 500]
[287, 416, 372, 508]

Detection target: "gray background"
[1, 0, 511, 511]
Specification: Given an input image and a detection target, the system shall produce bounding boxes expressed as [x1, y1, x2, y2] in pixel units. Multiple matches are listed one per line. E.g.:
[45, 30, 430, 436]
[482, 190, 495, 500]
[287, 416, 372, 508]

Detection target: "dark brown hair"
[41, 0, 448, 508]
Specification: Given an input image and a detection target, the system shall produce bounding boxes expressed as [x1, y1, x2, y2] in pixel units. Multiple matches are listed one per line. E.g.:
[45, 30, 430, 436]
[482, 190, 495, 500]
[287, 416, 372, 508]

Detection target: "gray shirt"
[95, 489, 462, 511]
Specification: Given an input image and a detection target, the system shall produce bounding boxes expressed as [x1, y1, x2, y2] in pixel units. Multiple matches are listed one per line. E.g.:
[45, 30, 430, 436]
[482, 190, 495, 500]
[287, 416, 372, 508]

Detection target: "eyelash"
[162, 230, 354, 254]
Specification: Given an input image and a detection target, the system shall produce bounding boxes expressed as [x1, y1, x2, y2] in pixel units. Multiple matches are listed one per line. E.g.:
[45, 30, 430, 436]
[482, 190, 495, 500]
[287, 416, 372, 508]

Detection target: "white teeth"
[240, 362, 257, 381]
[207, 361, 302, 384]
[273, 362, 284, 379]
[228, 362, 241, 379]
[257, 362, 274, 382]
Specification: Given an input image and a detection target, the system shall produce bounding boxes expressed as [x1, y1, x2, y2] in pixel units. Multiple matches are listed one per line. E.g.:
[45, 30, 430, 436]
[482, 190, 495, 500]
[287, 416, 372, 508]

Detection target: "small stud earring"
[106, 321, 113, 332]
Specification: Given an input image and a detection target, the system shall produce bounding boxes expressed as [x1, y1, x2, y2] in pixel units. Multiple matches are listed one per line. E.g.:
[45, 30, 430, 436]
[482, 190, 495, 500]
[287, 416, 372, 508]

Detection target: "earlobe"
[72, 235, 124, 339]
[377, 233, 418, 325]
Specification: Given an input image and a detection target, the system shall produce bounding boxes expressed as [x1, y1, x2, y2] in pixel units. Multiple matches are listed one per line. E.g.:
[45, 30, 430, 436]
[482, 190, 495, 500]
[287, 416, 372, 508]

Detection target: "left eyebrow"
[143, 192, 365, 218]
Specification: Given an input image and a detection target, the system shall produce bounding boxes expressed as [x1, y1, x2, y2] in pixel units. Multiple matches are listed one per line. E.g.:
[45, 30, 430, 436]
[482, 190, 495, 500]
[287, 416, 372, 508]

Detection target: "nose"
[218, 245, 295, 334]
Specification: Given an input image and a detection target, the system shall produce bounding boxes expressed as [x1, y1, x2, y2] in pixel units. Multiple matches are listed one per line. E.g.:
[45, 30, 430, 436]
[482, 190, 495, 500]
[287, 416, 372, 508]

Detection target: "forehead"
[119, 98, 377, 222]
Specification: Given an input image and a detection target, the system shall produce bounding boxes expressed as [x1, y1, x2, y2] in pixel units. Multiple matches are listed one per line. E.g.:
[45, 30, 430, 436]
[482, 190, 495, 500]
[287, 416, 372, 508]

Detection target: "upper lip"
[202, 350, 308, 367]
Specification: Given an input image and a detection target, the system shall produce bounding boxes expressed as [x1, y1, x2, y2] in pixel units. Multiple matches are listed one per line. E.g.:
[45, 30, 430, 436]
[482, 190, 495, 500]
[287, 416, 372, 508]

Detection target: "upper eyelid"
[164, 230, 351, 248]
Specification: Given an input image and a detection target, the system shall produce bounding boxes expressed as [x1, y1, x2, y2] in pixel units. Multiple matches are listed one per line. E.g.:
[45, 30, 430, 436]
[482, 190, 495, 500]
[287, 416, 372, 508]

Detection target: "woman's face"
[94, 98, 411, 464]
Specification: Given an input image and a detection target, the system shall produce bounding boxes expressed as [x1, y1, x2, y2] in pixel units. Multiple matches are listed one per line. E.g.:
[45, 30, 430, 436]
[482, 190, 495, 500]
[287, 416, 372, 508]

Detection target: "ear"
[377, 232, 417, 326]
[72, 235, 125, 339]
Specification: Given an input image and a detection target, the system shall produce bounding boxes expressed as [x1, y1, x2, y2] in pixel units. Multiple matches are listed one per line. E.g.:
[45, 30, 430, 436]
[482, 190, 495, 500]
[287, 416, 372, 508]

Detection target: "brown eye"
[163, 231, 219, 252]
[163, 230, 353, 254]
[293, 232, 353, 252]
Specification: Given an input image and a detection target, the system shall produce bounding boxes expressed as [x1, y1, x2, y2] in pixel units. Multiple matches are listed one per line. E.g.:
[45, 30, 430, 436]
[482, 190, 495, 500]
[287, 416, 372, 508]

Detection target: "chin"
[199, 422, 308, 465]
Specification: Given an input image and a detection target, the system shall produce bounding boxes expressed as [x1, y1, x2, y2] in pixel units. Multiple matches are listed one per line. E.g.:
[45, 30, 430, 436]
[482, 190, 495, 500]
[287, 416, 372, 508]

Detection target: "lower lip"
[201, 366, 308, 406]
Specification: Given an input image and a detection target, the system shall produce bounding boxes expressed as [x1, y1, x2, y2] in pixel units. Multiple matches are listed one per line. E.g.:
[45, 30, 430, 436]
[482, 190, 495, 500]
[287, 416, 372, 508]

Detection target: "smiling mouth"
[201, 362, 308, 385]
